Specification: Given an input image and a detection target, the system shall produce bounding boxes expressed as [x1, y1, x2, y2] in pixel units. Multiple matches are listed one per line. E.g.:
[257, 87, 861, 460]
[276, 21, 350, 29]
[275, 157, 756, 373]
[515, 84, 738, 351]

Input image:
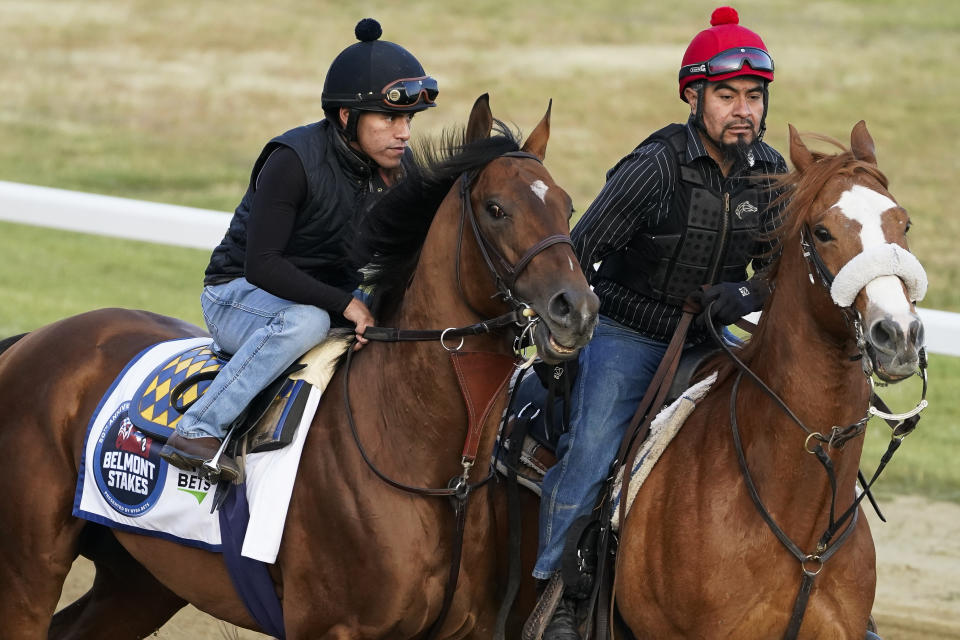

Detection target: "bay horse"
[0, 94, 599, 639]
[614, 121, 926, 639]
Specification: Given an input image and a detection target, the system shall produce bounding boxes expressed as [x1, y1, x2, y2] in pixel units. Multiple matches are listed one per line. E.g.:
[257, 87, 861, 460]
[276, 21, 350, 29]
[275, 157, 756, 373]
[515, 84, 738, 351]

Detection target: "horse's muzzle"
[535, 287, 599, 363]
[866, 310, 924, 381]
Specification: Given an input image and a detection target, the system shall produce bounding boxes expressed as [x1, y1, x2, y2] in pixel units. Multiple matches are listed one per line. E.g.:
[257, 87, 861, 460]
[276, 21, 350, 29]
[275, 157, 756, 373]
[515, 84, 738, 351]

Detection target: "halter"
[341, 148, 575, 639]
[703, 227, 929, 639]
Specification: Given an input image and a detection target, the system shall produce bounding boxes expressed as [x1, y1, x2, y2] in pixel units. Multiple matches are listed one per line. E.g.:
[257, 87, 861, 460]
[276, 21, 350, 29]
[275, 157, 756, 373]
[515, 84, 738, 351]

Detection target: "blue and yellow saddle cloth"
[129, 343, 224, 440]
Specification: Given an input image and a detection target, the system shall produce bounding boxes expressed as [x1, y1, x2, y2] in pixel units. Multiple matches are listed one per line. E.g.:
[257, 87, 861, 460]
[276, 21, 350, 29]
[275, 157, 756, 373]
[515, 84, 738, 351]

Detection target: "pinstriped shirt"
[572, 119, 787, 342]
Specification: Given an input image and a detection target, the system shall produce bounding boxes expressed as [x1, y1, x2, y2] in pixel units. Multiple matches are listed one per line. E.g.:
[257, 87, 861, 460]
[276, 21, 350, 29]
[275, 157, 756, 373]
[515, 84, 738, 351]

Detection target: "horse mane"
[351, 119, 522, 322]
[0, 333, 27, 358]
[708, 134, 890, 384]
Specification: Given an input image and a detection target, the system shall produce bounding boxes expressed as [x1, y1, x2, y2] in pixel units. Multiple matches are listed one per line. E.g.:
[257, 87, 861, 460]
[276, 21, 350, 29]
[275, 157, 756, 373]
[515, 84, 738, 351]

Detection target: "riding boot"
[543, 595, 583, 640]
[534, 576, 583, 640]
[159, 432, 240, 482]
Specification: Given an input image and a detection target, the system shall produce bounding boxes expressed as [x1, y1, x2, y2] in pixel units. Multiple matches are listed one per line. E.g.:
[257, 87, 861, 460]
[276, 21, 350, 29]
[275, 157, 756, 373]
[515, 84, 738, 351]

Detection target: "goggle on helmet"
[678, 6, 774, 102]
[321, 18, 439, 114]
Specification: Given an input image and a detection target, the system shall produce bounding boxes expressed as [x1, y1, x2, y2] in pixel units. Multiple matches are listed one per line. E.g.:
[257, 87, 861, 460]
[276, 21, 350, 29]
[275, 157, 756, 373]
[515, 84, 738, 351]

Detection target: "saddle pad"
[74, 338, 223, 548]
[129, 342, 224, 440]
[73, 336, 341, 560]
[609, 371, 717, 531]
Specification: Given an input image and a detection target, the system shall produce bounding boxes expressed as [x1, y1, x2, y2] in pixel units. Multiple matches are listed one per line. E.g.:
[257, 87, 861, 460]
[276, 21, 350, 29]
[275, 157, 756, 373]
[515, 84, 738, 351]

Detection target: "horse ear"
[465, 93, 494, 144]
[851, 120, 878, 166]
[520, 99, 552, 161]
[789, 124, 814, 173]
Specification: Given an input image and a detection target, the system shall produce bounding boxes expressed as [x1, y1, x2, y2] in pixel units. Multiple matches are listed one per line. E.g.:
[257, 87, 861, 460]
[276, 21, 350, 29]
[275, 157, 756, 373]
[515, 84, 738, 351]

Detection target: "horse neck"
[360, 190, 511, 480]
[393, 186, 510, 351]
[736, 244, 871, 518]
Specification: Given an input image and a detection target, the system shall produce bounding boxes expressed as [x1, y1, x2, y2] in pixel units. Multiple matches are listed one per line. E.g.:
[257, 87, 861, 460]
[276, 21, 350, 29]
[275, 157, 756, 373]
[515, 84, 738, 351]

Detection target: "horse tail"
[0, 333, 28, 358]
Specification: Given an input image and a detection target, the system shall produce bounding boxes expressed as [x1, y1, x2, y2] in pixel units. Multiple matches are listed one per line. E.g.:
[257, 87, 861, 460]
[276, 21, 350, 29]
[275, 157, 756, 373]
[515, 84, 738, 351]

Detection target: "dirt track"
[57, 494, 959, 639]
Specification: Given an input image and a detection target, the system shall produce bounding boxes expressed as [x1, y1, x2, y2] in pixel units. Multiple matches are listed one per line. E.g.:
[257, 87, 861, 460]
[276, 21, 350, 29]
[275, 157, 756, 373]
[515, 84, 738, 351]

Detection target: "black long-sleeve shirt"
[244, 146, 355, 314]
[206, 119, 394, 321]
[572, 119, 787, 341]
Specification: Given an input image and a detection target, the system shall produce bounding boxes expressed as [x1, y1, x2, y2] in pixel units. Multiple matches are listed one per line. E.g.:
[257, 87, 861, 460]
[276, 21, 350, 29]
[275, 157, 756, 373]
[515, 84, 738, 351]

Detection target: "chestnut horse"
[0, 95, 599, 639]
[614, 122, 926, 639]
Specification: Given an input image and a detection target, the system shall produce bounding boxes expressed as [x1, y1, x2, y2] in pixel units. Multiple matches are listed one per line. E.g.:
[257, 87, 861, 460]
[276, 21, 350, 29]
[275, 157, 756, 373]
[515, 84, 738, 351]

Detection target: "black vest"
[597, 124, 763, 306]
[204, 119, 379, 292]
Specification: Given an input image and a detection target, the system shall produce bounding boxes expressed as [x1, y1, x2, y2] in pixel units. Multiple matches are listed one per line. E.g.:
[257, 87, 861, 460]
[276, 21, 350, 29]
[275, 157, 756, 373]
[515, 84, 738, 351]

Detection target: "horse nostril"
[548, 291, 572, 327]
[909, 318, 924, 348]
[869, 317, 903, 355]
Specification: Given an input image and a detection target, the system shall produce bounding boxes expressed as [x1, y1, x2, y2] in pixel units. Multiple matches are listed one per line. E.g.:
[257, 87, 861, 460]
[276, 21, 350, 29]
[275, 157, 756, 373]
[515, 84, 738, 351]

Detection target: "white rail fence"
[1, 180, 956, 357]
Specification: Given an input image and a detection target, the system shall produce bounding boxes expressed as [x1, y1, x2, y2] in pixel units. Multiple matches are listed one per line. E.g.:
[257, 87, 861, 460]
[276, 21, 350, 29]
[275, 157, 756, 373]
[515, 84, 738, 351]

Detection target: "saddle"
[498, 338, 726, 490]
[129, 342, 312, 456]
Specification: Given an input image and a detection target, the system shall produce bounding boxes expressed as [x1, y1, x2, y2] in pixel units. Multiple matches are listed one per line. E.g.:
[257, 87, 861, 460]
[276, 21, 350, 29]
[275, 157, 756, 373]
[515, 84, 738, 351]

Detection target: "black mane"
[351, 120, 522, 322]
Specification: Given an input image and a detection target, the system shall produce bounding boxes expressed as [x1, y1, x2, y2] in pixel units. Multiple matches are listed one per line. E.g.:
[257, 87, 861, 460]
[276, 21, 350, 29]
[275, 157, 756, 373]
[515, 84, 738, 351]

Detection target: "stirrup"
[198, 426, 236, 483]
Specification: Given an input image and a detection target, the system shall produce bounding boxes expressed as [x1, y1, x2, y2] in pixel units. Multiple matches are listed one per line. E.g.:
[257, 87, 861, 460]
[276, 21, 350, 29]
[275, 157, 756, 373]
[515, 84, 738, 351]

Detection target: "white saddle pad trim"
[241, 384, 320, 562]
[610, 371, 717, 531]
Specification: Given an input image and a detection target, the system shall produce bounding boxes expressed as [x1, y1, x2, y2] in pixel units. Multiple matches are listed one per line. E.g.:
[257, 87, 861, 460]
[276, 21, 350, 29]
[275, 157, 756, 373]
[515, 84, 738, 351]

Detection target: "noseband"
[800, 225, 928, 420]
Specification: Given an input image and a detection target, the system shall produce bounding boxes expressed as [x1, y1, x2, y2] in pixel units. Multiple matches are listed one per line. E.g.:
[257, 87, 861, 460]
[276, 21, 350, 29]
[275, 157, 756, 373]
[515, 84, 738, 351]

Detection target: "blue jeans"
[175, 278, 332, 440]
[534, 315, 667, 579]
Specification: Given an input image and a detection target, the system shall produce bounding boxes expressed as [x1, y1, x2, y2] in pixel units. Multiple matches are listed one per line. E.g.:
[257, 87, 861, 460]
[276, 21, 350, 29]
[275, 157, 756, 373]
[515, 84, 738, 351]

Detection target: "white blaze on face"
[530, 179, 549, 204]
[833, 184, 912, 317]
[833, 184, 896, 249]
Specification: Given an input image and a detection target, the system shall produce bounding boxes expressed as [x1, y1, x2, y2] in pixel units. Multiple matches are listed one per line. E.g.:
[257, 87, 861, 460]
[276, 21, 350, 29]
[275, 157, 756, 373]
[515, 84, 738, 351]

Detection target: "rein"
[341, 149, 571, 639]
[702, 229, 929, 639]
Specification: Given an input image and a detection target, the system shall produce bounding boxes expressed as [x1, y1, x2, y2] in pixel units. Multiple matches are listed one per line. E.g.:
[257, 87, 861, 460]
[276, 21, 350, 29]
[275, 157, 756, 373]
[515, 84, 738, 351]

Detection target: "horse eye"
[486, 202, 505, 219]
[813, 225, 833, 242]
[905, 220, 912, 234]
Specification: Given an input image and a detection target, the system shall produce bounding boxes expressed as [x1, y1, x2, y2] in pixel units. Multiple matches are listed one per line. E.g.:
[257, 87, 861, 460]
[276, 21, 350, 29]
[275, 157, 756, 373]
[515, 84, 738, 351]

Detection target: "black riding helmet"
[322, 19, 438, 140]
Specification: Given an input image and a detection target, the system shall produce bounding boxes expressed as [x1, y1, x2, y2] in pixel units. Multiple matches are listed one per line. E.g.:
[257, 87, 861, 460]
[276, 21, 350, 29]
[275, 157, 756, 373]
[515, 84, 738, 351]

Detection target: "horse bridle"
[455, 151, 575, 318]
[342, 149, 574, 639]
[800, 226, 929, 426]
[703, 227, 929, 640]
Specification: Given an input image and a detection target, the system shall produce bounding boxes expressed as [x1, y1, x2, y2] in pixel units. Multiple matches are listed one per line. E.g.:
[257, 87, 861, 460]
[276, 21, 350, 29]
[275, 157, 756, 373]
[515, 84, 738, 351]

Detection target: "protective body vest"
[205, 119, 388, 293]
[596, 124, 765, 306]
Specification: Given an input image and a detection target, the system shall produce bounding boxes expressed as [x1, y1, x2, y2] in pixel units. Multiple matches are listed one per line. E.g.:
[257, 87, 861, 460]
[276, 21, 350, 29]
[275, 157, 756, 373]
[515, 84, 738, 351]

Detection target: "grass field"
[1, 0, 958, 499]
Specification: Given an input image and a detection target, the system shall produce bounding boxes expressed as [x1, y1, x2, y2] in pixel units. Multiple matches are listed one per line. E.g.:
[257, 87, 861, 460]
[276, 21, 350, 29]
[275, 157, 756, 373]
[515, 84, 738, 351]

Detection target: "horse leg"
[48, 527, 186, 640]
[0, 518, 82, 639]
[0, 422, 87, 638]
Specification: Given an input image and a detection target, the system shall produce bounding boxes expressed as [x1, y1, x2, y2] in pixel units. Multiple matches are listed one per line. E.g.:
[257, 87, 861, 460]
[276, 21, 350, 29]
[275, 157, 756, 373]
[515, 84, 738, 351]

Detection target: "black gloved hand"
[695, 280, 765, 326]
